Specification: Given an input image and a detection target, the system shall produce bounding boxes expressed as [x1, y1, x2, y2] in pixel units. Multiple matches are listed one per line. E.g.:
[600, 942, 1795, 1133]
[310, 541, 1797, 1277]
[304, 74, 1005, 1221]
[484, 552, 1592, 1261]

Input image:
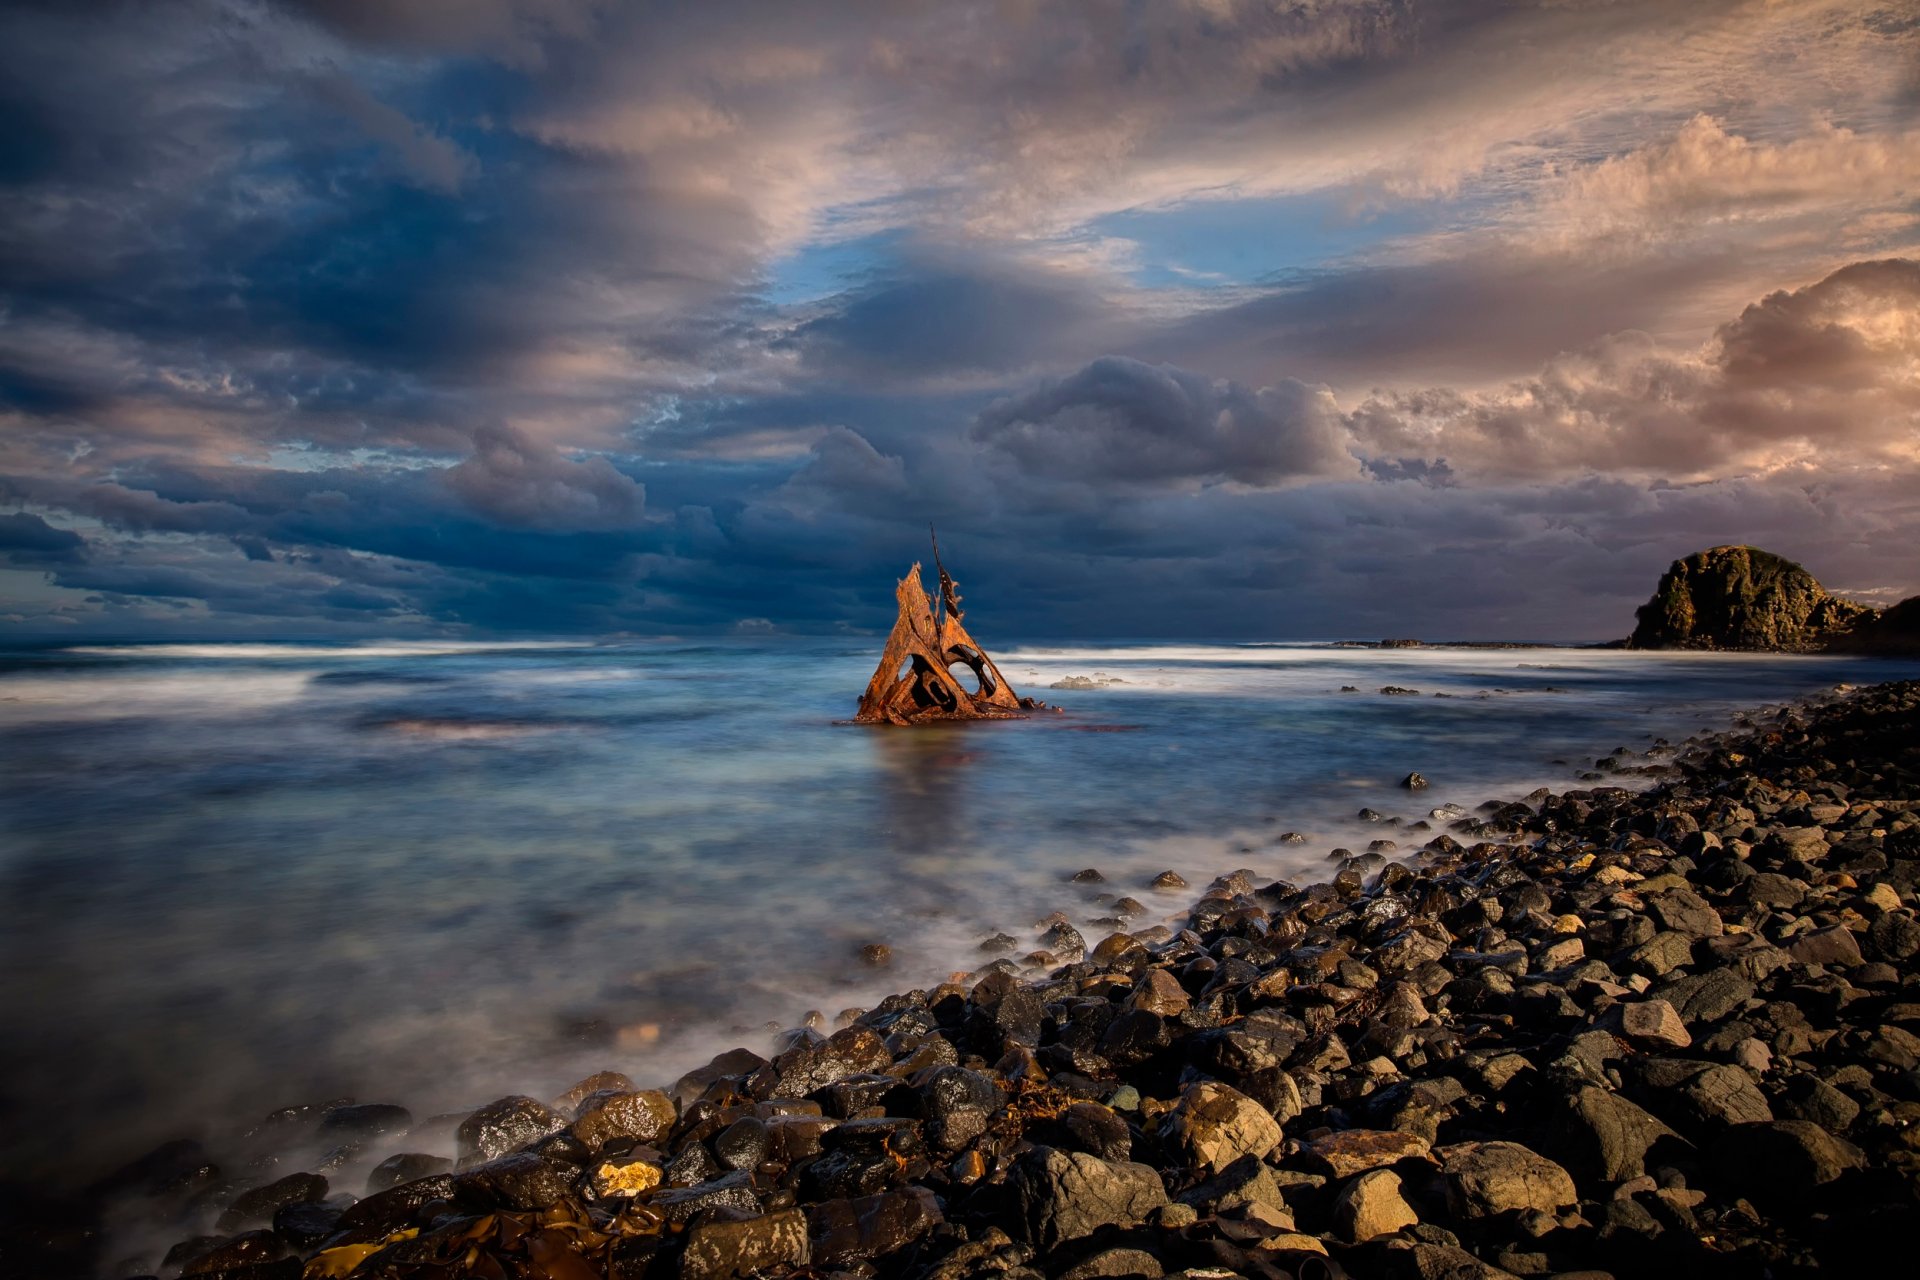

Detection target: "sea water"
[3, 638, 1916, 1181]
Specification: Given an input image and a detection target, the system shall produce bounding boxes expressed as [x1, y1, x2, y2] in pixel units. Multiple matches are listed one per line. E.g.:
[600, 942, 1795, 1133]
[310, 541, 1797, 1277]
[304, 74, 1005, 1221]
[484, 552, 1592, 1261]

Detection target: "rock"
[777, 1025, 893, 1095]
[1059, 1248, 1165, 1280]
[588, 1158, 662, 1198]
[1127, 969, 1191, 1018]
[860, 943, 894, 967]
[1007, 1147, 1168, 1251]
[1645, 888, 1722, 940]
[1557, 1086, 1689, 1183]
[338, 1173, 458, 1231]
[1711, 1120, 1865, 1201]
[1675, 1064, 1773, 1129]
[1626, 545, 1873, 651]
[966, 972, 1045, 1052]
[569, 1089, 677, 1151]
[1303, 1129, 1431, 1178]
[1868, 911, 1920, 960]
[713, 1116, 771, 1171]
[920, 1066, 1001, 1153]
[1151, 871, 1188, 890]
[1403, 773, 1429, 790]
[1061, 1101, 1132, 1163]
[179, 1230, 290, 1275]
[1439, 1141, 1576, 1221]
[456, 1096, 567, 1166]
[216, 1172, 327, 1230]
[1657, 969, 1755, 1025]
[1162, 1082, 1283, 1175]
[366, 1153, 451, 1194]
[680, 1208, 810, 1280]
[1396, 1242, 1523, 1279]
[1775, 1076, 1860, 1131]
[808, 1187, 943, 1267]
[1600, 999, 1691, 1049]
[451, 1153, 578, 1210]
[653, 1169, 761, 1223]
[1788, 925, 1864, 967]
[1333, 1168, 1419, 1242]
[317, 1102, 412, 1138]
[554, 1070, 635, 1112]
[272, 1199, 342, 1248]
[1176, 1154, 1289, 1219]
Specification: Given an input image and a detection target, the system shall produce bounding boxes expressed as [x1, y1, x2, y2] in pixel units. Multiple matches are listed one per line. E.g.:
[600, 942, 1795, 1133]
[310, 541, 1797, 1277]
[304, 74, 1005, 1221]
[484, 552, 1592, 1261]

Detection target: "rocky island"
[1626, 546, 1883, 652]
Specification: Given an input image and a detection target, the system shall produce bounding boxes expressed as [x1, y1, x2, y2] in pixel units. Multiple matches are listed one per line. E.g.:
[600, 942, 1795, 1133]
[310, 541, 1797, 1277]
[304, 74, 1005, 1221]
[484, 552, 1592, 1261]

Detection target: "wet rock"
[570, 1089, 677, 1151]
[588, 1157, 662, 1198]
[713, 1115, 772, 1171]
[1303, 1129, 1431, 1178]
[1163, 1081, 1283, 1175]
[681, 1208, 810, 1280]
[966, 972, 1046, 1052]
[338, 1172, 457, 1231]
[921, 1066, 1001, 1153]
[776, 1025, 893, 1095]
[1007, 1147, 1169, 1251]
[271, 1199, 341, 1248]
[1334, 1168, 1419, 1242]
[653, 1169, 762, 1223]
[366, 1153, 451, 1194]
[456, 1096, 566, 1166]
[216, 1172, 327, 1231]
[808, 1185, 943, 1268]
[451, 1152, 579, 1210]
[91, 1138, 221, 1199]
[1041, 920, 1088, 958]
[1403, 773, 1429, 790]
[1438, 1141, 1576, 1221]
[861, 943, 895, 967]
[1127, 968, 1191, 1018]
[1151, 871, 1188, 890]
[554, 1069, 636, 1112]
[179, 1231, 289, 1275]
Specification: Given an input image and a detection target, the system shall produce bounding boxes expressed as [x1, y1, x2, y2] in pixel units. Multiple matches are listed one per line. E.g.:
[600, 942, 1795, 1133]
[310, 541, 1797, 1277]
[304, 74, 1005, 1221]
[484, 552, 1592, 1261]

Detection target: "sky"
[0, 0, 1916, 642]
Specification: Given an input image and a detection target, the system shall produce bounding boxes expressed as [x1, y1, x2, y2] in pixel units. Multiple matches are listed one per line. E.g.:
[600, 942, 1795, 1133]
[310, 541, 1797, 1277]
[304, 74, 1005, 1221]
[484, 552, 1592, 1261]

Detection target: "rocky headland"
[15, 680, 1920, 1280]
[1625, 546, 1881, 652]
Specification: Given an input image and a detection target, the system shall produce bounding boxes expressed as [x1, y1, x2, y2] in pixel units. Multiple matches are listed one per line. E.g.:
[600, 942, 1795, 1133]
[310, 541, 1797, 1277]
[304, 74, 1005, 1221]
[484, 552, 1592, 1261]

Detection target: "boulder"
[1556, 1085, 1690, 1183]
[1162, 1082, 1283, 1175]
[1303, 1129, 1431, 1178]
[1626, 545, 1873, 651]
[570, 1089, 677, 1151]
[1008, 1147, 1168, 1251]
[680, 1209, 811, 1280]
[1333, 1168, 1420, 1242]
[456, 1096, 567, 1166]
[1438, 1141, 1576, 1220]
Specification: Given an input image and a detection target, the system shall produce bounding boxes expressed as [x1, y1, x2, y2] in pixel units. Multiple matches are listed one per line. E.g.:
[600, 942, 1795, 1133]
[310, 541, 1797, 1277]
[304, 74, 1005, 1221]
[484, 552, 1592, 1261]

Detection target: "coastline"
[17, 679, 1920, 1280]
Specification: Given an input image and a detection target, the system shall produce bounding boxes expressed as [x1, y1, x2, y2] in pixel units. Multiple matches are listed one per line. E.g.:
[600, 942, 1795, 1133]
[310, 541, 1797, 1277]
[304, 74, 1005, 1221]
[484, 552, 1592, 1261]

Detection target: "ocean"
[4, 637, 1917, 1182]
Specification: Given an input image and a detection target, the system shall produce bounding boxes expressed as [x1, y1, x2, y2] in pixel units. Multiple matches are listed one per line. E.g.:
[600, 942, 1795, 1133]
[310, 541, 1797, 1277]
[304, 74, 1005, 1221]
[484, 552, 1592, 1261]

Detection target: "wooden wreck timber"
[854, 547, 1048, 725]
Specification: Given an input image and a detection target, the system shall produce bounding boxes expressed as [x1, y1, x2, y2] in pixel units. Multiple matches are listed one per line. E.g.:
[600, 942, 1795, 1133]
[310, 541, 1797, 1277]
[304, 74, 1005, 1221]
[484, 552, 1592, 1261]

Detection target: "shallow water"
[3, 637, 1916, 1182]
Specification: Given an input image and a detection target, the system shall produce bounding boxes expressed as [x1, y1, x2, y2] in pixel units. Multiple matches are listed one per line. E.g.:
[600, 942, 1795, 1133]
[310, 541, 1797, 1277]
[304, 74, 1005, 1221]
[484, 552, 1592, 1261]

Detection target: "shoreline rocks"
[24, 680, 1920, 1280]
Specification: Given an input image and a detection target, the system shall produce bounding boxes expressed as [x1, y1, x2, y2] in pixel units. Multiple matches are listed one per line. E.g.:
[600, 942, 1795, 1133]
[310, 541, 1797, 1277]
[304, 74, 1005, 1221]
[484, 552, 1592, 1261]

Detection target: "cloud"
[0, 512, 87, 564]
[975, 357, 1361, 487]
[442, 425, 646, 529]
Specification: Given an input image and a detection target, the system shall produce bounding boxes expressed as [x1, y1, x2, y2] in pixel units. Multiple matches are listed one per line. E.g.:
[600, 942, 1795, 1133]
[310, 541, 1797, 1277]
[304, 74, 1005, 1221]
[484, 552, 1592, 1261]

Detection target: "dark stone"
[272, 1199, 342, 1247]
[451, 1152, 579, 1210]
[653, 1169, 762, 1223]
[776, 1026, 893, 1096]
[367, 1152, 452, 1194]
[1867, 911, 1920, 960]
[1710, 1120, 1865, 1202]
[1060, 1102, 1132, 1163]
[1674, 1064, 1773, 1129]
[571, 1090, 677, 1151]
[713, 1116, 772, 1171]
[1656, 969, 1755, 1025]
[1646, 888, 1722, 940]
[808, 1186, 944, 1268]
[967, 972, 1046, 1052]
[1006, 1147, 1168, 1252]
[921, 1066, 1002, 1153]
[455, 1096, 566, 1166]
[1556, 1085, 1690, 1183]
[179, 1230, 289, 1275]
[89, 1138, 220, 1198]
[216, 1172, 327, 1230]
[680, 1208, 810, 1280]
[317, 1102, 412, 1138]
[338, 1173, 458, 1231]
[1775, 1076, 1860, 1132]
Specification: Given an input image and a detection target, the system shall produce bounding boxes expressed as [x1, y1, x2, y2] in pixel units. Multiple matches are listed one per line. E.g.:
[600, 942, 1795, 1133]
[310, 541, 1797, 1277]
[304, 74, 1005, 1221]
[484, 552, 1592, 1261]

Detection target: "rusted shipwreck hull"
[854, 553, 1046, 725]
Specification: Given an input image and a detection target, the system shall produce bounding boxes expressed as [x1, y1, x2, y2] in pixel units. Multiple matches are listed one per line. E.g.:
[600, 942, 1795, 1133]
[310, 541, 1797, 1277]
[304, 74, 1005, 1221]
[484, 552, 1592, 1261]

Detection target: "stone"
[451, 1153, 579, 1210]
[1676, 1064, 1773, 1129]
[456, 1096, 567, 1166]
[1868, 911, 1920, 960]
[1333, 1168, 1419, 1242]
[808, 1186, 943, 1267]
[1403, 773, 1429, 790]
[1711, 1120, 1865, 1202]
[588, 1158, 662, 1198]
[1788, 925, 1864, 967]
[1303, 1129, 1431, 1178]
[1176, 1154, 1289, 1219]
[653, 1169, 761, 1223]
[569, 1089, 677, 1151]
[1062, 1101, 1132, 1163]
[1657, 969, 1755, 1024]
[366, 1153, 450, 1195]
[1622, 931, 1693, 978]
[216, 1172, 327, 1231]
[1646, 888, 1722, 940]
[1128, 969, 1191, 1018]
[1602, 999, 1691, 1049]
[1439, 1141, 1576, 1220]
[1151, 871, 1188, 890]
[554, 1070, 635, 1112]
[921, 1066, 1001, 1153]
[1557, 1086, 1689, 1183]
[318, 1102, 413, 1138]
[1007, 1147, 1169, 1251]
[1162, 1082, 1284, 1175]
[178, 1231, 290, 1275]
[775, 1026, 893, 1095]
[713, 1116, 772, 1171]
[680, 1208, 811, 1280]
[338, 1173, 458, 1232]
[1059, 1248, 1166, 1280]
[1775, 1076, 1860, 1132]
[1398, 1241, 1525, 1279]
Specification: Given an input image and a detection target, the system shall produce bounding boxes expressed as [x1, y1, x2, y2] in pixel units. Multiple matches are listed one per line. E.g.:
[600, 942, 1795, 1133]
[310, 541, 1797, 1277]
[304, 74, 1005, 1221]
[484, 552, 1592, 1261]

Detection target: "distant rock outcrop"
[1829, 595, 1920, 656]
[1627, 546, 1874, 651]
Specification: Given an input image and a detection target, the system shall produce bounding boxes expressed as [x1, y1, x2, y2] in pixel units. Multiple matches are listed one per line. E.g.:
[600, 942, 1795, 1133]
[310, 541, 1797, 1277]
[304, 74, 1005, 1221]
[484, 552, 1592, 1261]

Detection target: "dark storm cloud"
[0, 513, 87, 565]
[973, 357, 1360, 487]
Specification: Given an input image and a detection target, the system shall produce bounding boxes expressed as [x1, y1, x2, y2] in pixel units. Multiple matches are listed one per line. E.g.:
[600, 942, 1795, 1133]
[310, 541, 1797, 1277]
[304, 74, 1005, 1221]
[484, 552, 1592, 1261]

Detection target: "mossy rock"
[1627, 546, 1875, 651]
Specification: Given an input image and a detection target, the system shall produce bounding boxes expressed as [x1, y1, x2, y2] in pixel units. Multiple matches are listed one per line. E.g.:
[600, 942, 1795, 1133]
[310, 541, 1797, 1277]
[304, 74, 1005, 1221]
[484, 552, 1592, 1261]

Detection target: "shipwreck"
[854, 536, 1048, 725]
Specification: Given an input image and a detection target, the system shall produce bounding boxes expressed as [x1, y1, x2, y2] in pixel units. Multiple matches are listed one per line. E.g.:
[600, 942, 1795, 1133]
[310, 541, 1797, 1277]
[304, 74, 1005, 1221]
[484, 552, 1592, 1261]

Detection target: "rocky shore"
[13, 681, 1920, 1280]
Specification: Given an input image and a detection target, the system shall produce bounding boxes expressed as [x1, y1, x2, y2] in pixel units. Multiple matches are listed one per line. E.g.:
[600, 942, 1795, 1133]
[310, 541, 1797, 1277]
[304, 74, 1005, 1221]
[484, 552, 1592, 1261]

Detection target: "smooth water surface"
[4, 638, 1916, 1180]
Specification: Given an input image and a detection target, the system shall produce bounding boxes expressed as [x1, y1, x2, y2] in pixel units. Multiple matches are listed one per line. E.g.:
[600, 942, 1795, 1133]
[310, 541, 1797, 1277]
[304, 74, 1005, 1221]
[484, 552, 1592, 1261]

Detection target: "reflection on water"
[2, 637, 1917, 1183]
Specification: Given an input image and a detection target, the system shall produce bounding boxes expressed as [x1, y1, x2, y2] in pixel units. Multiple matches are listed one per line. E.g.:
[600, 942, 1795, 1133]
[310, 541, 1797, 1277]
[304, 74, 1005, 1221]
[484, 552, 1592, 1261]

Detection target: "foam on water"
[4, 637, 1918, 1186]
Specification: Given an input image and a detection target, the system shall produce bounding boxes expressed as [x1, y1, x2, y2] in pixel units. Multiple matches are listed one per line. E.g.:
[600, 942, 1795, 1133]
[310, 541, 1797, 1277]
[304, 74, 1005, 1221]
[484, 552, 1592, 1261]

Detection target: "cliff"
[1626, 545, 1875, 651]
